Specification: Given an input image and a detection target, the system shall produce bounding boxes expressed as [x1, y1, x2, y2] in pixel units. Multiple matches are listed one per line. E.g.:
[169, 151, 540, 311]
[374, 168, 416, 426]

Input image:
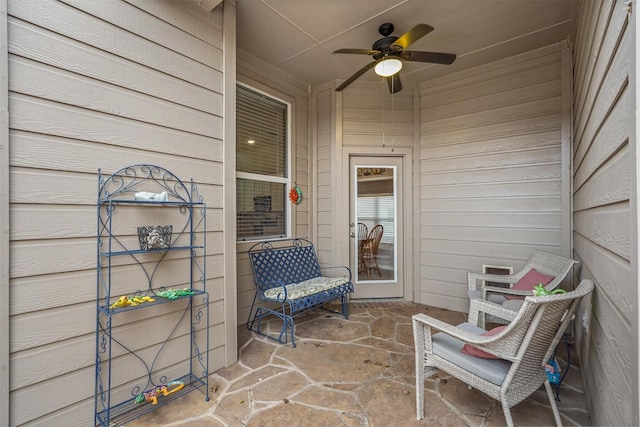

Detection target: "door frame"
[350, 155, 403, 298]
[341, 146, 414, 300]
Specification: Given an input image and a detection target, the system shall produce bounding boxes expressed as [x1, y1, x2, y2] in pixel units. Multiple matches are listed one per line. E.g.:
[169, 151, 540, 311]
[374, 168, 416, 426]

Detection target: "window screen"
[236, 85, 289, 241]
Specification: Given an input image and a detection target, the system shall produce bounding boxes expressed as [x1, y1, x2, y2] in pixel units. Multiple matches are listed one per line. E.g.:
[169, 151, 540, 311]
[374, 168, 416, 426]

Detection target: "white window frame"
[236, 83, 292, 241]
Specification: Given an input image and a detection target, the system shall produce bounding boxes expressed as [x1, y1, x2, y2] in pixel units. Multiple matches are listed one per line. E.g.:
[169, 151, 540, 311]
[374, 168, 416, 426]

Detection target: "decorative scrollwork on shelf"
[99, 164, 194, 203]
[95, 164, 209, 425]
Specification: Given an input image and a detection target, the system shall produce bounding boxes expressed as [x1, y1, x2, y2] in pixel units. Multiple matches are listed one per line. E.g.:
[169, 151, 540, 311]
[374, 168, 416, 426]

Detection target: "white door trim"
[341, 147, 413, 300]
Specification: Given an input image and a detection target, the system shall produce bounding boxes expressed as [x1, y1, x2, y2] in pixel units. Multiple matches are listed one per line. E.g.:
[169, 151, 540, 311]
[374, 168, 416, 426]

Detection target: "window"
[236, 85, 290, 241]
[357, 195, 395, 245]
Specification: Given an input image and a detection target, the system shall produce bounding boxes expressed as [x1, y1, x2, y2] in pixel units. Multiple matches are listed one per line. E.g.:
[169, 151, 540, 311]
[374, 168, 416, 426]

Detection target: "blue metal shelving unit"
[94, 165, 209, 427]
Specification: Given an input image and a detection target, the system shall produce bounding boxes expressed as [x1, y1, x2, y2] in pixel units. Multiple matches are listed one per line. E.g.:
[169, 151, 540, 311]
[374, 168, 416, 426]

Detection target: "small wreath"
[289, 184, 302, 205]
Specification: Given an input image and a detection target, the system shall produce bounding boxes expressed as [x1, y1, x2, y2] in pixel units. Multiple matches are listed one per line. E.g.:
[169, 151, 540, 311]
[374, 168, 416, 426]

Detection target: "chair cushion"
[432, 323, 512, 385]
[502, 299, 525, 312]
[467, 289, 508, 304]
[461, 325, 507, 358]
[263, 276, 349, 300]
[505, 268, 554, 300]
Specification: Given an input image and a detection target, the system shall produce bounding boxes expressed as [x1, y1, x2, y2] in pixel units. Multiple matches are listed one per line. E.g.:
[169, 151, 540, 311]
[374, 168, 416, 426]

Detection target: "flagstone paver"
[126, 302, 590, 427]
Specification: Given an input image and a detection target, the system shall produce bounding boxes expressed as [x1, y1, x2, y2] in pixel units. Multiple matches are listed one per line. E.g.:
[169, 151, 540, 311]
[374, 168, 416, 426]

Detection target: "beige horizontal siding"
[419, 44, 566, 313]
[8, 0, 225, 425]
[571, 0, 635, 425]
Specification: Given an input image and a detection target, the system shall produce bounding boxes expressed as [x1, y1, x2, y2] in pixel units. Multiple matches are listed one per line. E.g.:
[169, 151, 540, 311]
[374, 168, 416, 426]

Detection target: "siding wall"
[418, 44, 568, 313]
[8, 1, 225, 425]
[315, 84, 334, 264]
[339, 81, 415, 290]
[235, 49, 310, 326]
[341, 81, 414, 150]
[571, 1, 636, 424]
[315, 80, 414, 271]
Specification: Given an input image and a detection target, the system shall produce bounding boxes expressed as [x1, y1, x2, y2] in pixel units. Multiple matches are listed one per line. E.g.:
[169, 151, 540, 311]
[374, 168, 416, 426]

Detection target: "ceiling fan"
[334, 23, 456, 94]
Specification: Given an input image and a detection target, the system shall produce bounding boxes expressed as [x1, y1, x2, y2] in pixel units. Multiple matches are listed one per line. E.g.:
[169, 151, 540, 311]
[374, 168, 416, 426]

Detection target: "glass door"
[349, 156, 403, 299]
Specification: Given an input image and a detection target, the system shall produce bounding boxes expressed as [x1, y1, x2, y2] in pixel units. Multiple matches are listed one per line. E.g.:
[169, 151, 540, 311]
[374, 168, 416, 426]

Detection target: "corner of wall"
[223, 0, 238, 366]
[0, 0, 9, 424]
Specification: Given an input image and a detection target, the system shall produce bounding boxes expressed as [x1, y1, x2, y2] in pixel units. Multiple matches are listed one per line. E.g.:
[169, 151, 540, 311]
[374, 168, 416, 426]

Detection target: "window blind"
[236, 86, 287, 177]
[357, 195, 395, 245]
[236, 85, 289, 241]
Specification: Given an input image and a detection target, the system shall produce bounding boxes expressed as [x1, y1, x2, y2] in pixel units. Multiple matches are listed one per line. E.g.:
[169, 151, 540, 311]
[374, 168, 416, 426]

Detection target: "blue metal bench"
[247, 238, 354, 347]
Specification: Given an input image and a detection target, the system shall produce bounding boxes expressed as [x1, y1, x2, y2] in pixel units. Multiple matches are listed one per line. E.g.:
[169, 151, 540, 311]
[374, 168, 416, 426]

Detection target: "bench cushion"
[263, 276, 350, 300]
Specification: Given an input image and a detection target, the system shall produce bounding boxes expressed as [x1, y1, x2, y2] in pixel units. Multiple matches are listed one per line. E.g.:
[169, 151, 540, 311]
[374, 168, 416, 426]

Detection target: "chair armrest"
[468, 298, 519, 325]
[467, 271, 516, 291]
[412, 313, 515, 360]
[413, 313, 479, 341]
[482, 286, 532, 297]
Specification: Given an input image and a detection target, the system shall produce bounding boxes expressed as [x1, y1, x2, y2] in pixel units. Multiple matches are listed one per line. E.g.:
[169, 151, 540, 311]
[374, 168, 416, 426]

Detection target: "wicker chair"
[413, 279, 594, 426]
[468, 250, 578, 327]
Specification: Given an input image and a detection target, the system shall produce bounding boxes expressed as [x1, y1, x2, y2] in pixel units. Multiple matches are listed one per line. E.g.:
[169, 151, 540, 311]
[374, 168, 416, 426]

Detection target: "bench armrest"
[319, 265, 352, 281]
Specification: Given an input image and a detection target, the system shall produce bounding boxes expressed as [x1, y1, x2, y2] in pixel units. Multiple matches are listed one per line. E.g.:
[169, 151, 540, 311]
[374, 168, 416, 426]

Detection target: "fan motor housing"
[372, 36, 399, 53]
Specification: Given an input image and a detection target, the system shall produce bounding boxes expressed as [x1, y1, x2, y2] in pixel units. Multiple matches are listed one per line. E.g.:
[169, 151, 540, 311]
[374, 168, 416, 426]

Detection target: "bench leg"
[284, 315, 296, 348]
[248, 288, 353, 348]
[247, 300, 297, 348]
[246, 293, 259, 328]
[341, 294, 349, 319]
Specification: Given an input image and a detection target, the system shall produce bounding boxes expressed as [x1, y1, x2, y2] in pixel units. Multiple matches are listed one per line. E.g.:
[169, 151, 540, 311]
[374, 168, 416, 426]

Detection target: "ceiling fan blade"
[385, 73, 402, 94]
[336, 60, 380, 91]
[391, 24, 434, 50]
[333, 48, 380, 55]
[403, 50, 456, 64]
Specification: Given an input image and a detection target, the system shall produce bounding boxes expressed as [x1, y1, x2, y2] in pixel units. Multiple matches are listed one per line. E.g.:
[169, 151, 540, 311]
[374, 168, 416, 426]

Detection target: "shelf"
[100, 199, 204, 207]
[99, 245, 203, 257]
[98, 289, 208, 316]
[95, 164, 209, 427]
[95, 373, 208, 427]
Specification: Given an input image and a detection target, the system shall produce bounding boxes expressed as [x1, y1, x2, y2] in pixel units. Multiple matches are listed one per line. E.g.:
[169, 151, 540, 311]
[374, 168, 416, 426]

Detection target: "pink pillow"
[505, 268, 555, 300]
[460, 326, 507, 359]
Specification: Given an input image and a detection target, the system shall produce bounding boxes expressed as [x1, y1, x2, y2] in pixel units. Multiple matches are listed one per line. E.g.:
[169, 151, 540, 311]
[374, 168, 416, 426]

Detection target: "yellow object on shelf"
[135, 380, 185, 405]
[109, 295, 155, 309]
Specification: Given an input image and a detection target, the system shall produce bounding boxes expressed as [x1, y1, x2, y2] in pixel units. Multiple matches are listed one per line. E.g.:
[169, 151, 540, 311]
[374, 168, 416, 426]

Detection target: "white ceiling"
[236, 0, 576, 90]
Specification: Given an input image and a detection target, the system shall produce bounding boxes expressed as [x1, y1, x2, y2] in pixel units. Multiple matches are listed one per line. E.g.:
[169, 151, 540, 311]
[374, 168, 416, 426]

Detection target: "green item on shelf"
[157, 288, 196, 300]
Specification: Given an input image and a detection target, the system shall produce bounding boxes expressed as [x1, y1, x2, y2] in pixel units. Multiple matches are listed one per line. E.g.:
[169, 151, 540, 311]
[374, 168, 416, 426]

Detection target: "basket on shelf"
[137, 225, 172, 250]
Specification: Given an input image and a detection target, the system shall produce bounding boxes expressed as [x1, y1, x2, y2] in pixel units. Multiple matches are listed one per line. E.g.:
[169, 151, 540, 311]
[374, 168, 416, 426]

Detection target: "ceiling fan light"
[374, 58, 402, 77]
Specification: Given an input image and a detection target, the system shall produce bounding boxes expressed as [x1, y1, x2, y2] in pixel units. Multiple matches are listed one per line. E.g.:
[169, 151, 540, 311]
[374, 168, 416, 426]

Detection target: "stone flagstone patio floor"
[128, 302, 591, 426]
